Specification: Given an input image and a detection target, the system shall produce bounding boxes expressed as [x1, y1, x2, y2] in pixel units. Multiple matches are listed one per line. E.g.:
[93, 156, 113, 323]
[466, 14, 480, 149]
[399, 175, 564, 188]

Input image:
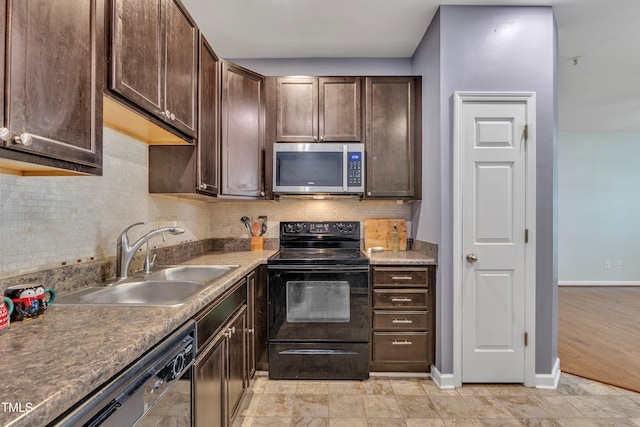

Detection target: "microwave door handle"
[343, 145, 348, 191]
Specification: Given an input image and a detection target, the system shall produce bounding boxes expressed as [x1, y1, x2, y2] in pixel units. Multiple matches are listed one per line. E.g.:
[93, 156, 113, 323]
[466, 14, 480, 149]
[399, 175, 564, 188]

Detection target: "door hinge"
[525, 229, 529, 243]
[524, 332, 529, 347]
[523, 124, 529, 141]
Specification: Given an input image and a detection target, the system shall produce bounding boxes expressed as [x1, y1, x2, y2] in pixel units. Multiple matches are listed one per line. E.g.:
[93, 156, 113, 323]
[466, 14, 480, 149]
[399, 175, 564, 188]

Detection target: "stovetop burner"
[268, 221, 369, 266]
[268, 248, 369, 265]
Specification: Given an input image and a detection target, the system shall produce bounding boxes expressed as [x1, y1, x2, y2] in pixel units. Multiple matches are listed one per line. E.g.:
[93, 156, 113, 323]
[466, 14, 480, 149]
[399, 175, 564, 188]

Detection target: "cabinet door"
[197, 36, 220, 195]
[227, 308, 247, 420]
[163, 0, 198, 136]
[221, 61, 265, 197]
[194, 333, 225, 427]
[111, 0, 163, 115]
[3, 0, 103, 169]
[319, 77, 362, 142]
[276, 77, 318, 142]
[365, 77, 415, 198]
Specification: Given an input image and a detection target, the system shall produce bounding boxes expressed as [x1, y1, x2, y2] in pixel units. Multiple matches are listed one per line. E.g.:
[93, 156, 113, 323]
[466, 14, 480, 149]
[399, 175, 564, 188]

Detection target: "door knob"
[466, 253, 478, 263]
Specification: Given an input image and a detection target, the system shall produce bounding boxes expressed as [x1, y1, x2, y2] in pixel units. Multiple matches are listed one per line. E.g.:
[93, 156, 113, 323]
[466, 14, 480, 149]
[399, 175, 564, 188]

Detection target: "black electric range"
[266, 221, 370, 380]
[267, 221, 369, 266]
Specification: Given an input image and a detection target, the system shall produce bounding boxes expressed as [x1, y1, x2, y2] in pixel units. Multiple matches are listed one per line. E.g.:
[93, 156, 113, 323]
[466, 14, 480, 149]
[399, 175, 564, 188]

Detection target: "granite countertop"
[0, 250, 276, 427]
[366, 250, 437, 265]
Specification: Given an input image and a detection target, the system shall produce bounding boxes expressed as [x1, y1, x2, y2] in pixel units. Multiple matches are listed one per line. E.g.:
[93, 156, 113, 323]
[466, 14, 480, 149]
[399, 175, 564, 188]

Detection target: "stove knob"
[285, 223, 294, 233]
[294, 223, 304, 232]
[336, 223, 345, 231]
[346, 223, 354, 232]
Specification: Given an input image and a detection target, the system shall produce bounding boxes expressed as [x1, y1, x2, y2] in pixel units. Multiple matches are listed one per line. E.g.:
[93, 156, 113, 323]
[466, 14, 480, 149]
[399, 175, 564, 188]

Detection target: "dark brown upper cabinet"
[276, 77, 362, 143]
[220, 61, 265, 198]
[148, 35, 219, 199]
[110, 0, 198, 139]
[197, 36, 220, 196]
[0, 0, 104, 175]
[365, 77, 421, 199]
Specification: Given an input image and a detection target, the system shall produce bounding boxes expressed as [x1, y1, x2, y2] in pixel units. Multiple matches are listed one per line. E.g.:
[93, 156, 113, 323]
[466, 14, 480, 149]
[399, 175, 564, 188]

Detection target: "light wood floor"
[558, 286, 640, 393]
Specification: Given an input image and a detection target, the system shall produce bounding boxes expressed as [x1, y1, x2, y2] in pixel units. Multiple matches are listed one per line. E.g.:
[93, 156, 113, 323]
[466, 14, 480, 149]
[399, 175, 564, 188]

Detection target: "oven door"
[268, 266, 369, 342]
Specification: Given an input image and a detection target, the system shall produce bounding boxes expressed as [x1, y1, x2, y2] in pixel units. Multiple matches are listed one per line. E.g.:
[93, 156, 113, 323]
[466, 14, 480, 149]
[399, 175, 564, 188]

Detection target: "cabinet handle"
[319, 136, 324, 142]
[392, 319, 413, 324]
[391, 297, 412, 302]
[313, 136, 318, 142]
[247, 328, 254, 334]
[0, 127, 12, 143]
[14, 133, 33, 147]
[391, 276, 413, 280]
[392, 340, 413, 345]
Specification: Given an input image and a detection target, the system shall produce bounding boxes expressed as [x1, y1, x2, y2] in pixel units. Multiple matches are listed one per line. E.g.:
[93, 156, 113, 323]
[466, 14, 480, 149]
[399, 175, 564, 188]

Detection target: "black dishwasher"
[52, 320, 195, 427]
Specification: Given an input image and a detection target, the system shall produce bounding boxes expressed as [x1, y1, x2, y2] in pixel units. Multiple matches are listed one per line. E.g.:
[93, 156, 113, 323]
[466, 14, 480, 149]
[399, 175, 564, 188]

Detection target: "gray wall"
[410, 8, 443, 369]
[411, 5, 558, 375]
[558, 132, 640, 284]
[227, 57, 412, 77]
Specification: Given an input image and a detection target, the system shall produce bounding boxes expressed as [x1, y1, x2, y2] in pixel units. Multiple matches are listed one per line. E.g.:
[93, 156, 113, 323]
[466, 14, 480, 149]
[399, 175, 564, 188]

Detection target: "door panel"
[6, 0, 102, 167]
[164, 0, 197, 136]
[112, 0, 162, 113]
[319, 77, 361, 142]
[461, 100, 528, 383]
[277, 77, 318, 142]
[221, 62, 264, 197]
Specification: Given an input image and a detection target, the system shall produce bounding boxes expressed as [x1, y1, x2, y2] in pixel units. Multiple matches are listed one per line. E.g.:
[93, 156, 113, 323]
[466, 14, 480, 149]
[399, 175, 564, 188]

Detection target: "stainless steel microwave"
[273, 143, 365, 195]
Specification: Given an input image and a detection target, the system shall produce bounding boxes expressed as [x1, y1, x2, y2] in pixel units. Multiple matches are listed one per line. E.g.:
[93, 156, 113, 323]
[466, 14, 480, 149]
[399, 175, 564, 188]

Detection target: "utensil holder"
[251, 236, 264, 251]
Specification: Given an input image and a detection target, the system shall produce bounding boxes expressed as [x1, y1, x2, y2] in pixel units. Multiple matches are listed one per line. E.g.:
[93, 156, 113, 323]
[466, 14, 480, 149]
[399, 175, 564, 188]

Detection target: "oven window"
[286, 281, 350, 322]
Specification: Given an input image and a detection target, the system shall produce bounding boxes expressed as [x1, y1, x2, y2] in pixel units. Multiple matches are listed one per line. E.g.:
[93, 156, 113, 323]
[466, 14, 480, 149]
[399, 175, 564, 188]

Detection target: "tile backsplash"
[1, 128, 412, 279]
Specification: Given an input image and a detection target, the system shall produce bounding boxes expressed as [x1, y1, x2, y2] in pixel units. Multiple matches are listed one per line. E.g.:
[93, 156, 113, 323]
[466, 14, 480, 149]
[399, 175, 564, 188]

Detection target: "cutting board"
[364, 219, 407, 250]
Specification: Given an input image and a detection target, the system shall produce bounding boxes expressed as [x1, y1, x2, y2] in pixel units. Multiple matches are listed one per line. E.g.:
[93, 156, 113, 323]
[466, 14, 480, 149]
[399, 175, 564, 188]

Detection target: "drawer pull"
[392, 319, 413, 324]
[391, 275, 413, 280]
[391, 297, 412, 302]
[392, 340, 413, 345]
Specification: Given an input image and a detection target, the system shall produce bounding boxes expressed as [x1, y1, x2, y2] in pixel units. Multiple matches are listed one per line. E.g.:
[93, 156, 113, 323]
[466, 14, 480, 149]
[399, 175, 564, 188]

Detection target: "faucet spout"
[116, 223, 185, 279]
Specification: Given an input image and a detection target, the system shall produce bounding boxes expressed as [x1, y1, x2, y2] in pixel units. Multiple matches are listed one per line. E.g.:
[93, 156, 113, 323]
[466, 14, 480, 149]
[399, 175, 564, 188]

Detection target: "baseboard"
[535, 357, 561, 389]
[430, 365, 456, 389]
[559, 281, 640, 287]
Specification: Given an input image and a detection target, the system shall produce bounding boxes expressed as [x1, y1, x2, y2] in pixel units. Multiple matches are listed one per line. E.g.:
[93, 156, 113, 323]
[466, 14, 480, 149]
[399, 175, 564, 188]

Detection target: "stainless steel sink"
[146, 265, 238, 283]
[56, 280, 207, 307]
[55, 265, 239, 307]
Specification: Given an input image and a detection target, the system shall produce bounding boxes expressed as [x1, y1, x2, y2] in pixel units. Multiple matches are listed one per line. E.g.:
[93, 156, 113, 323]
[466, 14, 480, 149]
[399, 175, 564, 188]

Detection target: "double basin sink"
[56, 265, 239, 307]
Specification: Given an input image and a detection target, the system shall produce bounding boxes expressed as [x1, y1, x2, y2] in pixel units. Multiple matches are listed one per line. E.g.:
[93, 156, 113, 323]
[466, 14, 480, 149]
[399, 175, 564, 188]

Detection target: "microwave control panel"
[348, 152, 362, 186]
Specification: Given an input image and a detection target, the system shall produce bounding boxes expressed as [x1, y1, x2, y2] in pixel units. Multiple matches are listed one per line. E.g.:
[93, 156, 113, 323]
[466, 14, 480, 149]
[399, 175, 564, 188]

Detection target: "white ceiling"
[183, 0, 640, 133]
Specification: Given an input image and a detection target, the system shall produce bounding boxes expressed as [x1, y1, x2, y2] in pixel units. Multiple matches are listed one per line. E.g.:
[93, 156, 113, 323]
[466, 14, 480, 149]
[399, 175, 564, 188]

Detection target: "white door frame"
[452, 91, 537, 387]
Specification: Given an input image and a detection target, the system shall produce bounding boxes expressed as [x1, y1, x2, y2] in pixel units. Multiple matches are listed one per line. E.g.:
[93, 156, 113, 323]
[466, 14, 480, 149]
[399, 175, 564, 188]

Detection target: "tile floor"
[232, 373, 640, 426]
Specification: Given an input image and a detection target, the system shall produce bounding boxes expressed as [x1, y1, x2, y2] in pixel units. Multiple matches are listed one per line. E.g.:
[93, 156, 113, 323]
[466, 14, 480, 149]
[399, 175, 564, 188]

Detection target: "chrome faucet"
[116, 222, 185, 279]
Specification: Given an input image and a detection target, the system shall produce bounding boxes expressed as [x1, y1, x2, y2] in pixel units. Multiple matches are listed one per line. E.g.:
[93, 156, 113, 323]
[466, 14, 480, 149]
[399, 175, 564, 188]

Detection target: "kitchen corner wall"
[1, 127, 412, 279]
[0, 128, 212, 278]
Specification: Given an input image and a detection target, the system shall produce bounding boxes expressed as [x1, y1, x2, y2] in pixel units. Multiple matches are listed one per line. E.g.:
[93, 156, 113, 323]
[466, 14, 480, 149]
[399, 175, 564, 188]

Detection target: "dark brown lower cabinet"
[370, 265, 435, 372]
[194, 306, 246, 427]
[194, 280, 247, 427]
[194, 330, 224, 427]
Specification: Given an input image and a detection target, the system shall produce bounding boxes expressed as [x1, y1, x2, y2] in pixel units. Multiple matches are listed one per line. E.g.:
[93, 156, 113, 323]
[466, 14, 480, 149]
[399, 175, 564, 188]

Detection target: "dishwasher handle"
[84, 400, 121, 427]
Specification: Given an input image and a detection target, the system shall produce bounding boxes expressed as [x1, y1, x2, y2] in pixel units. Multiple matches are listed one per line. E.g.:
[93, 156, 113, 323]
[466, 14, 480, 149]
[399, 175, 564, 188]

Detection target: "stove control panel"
[281, 221, 360, 236]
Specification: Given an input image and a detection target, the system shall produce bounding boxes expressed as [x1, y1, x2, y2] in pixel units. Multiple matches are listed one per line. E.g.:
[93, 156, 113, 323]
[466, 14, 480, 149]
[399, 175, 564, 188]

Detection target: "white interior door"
[455, 93, 535, 384]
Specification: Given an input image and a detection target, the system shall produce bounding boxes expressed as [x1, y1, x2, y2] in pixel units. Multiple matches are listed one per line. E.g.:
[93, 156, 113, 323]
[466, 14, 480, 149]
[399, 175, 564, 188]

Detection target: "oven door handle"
[267, 265, 369, 272]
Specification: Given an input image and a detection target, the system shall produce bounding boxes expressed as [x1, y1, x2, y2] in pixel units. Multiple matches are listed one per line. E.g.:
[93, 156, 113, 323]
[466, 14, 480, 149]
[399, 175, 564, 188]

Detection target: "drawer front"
[372, 332, 429, 363]
[373, 311, 428, 331]
[373, 268, 427, 287]
[373, 289, 428, 309]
